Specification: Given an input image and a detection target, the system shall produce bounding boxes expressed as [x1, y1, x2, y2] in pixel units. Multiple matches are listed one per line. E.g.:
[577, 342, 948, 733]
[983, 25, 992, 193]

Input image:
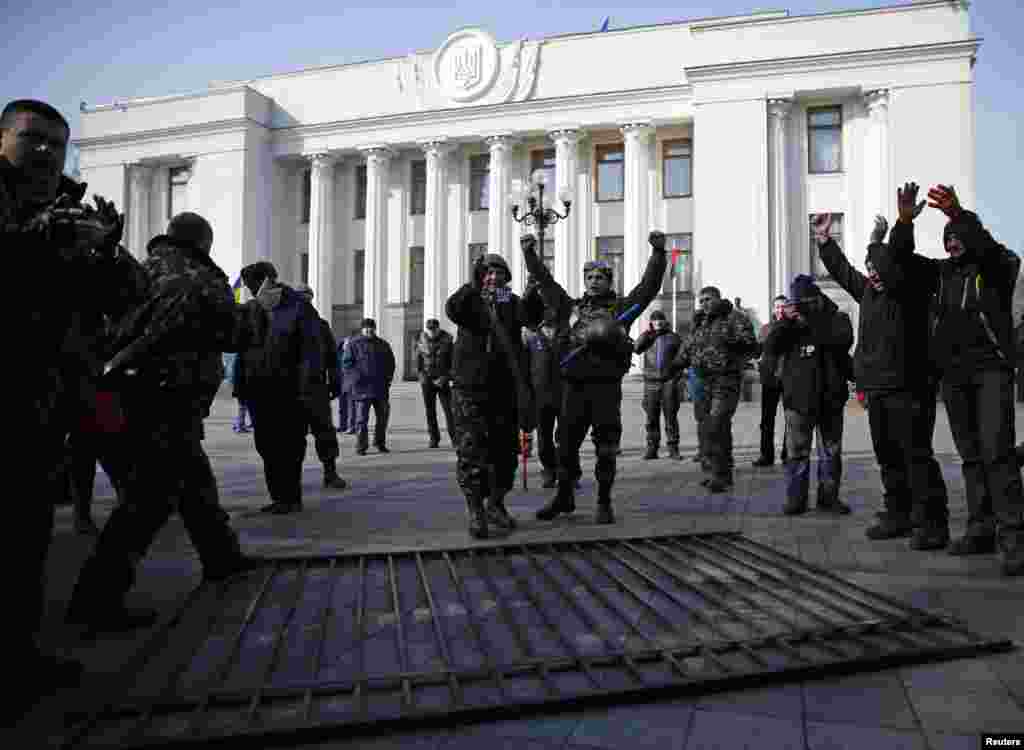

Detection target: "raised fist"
[870, 215, 889, 245]
[520, 234, 537, 253]
[472, 254, 487, 289]
[897, 182, 926, 223]
[92, 195, 124, 256]
[648, 230, 666, 252]
[810, 213, 833, 244]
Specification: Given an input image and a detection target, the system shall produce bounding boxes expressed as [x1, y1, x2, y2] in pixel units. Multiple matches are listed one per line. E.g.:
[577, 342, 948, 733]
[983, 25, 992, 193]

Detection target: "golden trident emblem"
[451, 44, 482, 90]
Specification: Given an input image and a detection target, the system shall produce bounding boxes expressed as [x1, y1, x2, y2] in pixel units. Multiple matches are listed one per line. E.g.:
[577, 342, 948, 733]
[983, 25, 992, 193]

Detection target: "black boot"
[467, 497, 489, 539]
[752, 455, 774, 467]
[322, 462, 349, 490]
[643, 446, 659, 460]
[536, 481, 576, 520]
[485, 491, 516, 532]
[667, 445, 681, 460]
[595, 481, 615, 524]
[541, 469, 557, 489]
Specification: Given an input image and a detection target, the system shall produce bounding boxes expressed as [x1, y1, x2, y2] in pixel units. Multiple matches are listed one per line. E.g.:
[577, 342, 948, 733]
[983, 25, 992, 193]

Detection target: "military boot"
[866, 512, 914, 539]
[999, 531, 1023, 577]
[541, 469, 557, 489]
[323, 462, 349, 490]
[667, 445, 681, 461]
[536, 480, 575, 521]
[485, 490, 517, 532]
[595, 480, 615, 524]
[643, 445, 659, 460]
[467, 496, 489, 540]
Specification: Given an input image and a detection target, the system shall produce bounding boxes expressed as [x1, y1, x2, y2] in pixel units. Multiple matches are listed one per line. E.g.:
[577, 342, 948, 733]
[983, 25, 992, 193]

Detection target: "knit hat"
[650, 310, 667, 321]
[789, 274, 821, 301]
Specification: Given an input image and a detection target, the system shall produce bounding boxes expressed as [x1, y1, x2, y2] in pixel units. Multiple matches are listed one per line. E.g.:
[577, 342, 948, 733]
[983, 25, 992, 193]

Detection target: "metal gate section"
[64, 532, 1012, 749]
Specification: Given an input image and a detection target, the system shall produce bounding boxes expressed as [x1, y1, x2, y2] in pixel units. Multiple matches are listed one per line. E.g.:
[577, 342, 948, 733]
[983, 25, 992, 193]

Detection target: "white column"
[420, 139, 452, 325]
[768, 99, 792, 297]
[486, 134, 518, 288]
[621, 123, 654, 311]
[445, 147, 467, 335]
[574, 136, 593, 299]
[306, 153, 337, 320]
[864, 89, 891, 245]
[127, 164, 153, 258]
[549, 129, 580, 294]
[386, 155, 408, 307]
[361, 146, 392, 327]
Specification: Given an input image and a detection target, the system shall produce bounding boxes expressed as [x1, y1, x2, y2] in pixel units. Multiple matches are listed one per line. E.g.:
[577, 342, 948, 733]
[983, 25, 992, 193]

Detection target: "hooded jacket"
[672, 299, 759, 378]
[883, 212, 1018, 382]
[763, 294, 854, 416]
[817, 236, 934, 391]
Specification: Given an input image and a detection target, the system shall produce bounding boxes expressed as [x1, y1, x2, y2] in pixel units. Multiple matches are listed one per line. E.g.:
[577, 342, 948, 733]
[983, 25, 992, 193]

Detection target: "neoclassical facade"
[76, 0, 978, 379]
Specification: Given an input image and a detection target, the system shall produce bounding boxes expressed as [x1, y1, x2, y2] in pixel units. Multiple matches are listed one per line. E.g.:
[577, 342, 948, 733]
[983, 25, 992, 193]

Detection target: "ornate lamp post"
[509, 169, 573, 258]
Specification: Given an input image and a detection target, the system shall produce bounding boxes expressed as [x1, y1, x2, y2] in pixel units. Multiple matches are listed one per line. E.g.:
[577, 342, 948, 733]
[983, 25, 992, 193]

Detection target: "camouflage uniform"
[673, 300, 758, 484]
[67, 235, 245, 617]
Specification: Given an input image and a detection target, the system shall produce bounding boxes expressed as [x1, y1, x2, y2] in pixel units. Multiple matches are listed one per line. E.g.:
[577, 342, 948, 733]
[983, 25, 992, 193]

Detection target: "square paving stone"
[568, 700, 693, 750]
[805, 720, 926, 750]
[695, 684, 803, 720]
[803, 671, 918, 729]
[683, 710, 804, 750]
[924, 730, 981, 750]
[905, 688, 1024, 734]
[448, 712, 583, 743]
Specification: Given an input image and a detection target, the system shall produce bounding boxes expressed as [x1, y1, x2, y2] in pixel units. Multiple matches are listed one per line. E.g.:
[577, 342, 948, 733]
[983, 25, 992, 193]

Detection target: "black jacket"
[883, 212, 1018, 382]
[818, 237, 933, 391]
[416, 329, 454, 381]
[635, 328, 682, 382]
[764, 295, 854, 416]
[524, 328, 564, 408]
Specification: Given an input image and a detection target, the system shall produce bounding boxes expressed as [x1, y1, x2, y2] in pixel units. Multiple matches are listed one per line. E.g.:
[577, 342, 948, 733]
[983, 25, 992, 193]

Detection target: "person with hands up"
[876, 181, 1024, 576]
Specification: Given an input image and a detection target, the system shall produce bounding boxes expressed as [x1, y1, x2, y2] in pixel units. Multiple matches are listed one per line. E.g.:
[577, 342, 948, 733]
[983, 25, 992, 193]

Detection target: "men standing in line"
[235, 261, 323, 514]
[753, 295, 790, 468]
[416, 318, 456, 448]
[295, 284, 348, 490]
[343, 318, 396, 455]
[523, 231, 667, 523]
[525, 311, 565, 488]
[877, 182, 1022, 576]
[764, 274, 854, 515]
[672, 287, 759, 491]
[67, 212, 255, 631]
[816, 210, 949, 548]
[446, 253, 544, 538]
[635, 309, 683, 460]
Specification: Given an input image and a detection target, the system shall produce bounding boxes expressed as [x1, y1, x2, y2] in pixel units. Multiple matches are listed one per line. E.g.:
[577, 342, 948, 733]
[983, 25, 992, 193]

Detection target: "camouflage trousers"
[452, 386, 519, 505]
[701, 373, 741, 480]
[642, 379, 681, 450]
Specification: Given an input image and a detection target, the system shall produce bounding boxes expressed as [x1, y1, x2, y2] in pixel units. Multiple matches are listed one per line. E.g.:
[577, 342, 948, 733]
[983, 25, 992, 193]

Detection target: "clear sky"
[3, 0, 1020, 252]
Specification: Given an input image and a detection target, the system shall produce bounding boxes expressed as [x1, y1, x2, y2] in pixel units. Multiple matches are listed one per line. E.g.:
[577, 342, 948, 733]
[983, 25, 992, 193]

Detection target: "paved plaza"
[18, 381, 1024, 749]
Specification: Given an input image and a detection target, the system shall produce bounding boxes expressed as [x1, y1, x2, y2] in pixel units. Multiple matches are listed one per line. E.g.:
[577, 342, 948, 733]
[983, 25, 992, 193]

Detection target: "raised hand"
[648, 230, 666, 251]
[927, 184, 962, 220]
[870, 215, 889, 244]
[897, 182, 926, 223]
[471, 254, 487, 289]
[811, 213, 833, 243]
[520, 234, 537, 253]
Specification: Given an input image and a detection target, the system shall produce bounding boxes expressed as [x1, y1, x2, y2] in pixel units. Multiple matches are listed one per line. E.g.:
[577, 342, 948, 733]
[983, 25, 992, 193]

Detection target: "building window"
[354, 250, 365, 304]
[468, 242, 488, 281]
[595, 144, 625, 202]
[809, 213, 843, 279]
[530, 148, 556, 193]
[410, 160, 426, 216]
[300, 252, 309, 285]
[168, 166, 190, 219]
[541, 238, 554, 274]
[596, 236, 625, 296]
[469, 155, 490, 211]
[808, 106, 842, 174]
[409, 246, 425, 302]
[354, 165, 367, 220]
[661, 233, 693, 294]
[663, 140, 692, 198]
[301, 168, 312, 224]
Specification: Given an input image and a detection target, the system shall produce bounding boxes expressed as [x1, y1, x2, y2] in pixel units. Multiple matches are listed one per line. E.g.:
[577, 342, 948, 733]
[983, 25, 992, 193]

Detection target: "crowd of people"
[6, 94, 1024, 723]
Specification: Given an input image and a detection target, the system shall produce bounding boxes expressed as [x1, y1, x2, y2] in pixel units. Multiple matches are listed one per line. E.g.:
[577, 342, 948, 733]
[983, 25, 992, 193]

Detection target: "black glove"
[471, 254, 487, 290]
[520, 234, 537, 254]
[648, 230, 667, 252]
[92, 195, 125, 258]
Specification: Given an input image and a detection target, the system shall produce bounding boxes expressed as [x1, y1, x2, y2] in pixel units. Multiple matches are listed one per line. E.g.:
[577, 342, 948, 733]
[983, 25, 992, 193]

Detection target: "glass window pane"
[810, 130, 841, 172]
[597, 162, 624, 201]
[354, 250, 365, 304]
[409, 246, 425, 302]
[808, 108, 841, 127]
[664, 140, 691, 158]
[300, 252, 309, 285]
[664, 156, 691, 197]
[355, 165, 367, 219]
[302, 168, 312, 224]
[410, 160, 426, 215]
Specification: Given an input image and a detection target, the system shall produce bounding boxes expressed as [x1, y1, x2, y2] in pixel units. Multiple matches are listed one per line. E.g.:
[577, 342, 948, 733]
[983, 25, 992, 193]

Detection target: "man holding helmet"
[520, 231, 667, 524]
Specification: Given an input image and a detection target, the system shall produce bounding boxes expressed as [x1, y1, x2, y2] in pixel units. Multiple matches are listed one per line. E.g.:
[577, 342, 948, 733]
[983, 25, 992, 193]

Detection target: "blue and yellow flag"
[232, 275, 243, 304]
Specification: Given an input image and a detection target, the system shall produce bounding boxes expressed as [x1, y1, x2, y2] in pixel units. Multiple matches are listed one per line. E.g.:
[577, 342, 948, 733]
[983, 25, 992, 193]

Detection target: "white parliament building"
[76, 0, 978, 380]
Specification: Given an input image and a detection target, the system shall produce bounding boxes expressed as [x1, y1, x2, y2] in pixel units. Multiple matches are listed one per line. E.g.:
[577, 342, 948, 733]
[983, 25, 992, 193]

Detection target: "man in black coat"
[446, 253, 544, 538]
[295, 284, 347, 490]
[524, 311, 566, 488]
[764, 274, 854, 516]
[235, 261, 323, 514]
[816, 209, 949, 548]
[343, 318, 396, 455]
[416, 318, 456, 448]
[876, 182, 1022, 576]
[753, 296, 788, 467]
[635, 309, 683, 460]
[522, 231, 667, 523]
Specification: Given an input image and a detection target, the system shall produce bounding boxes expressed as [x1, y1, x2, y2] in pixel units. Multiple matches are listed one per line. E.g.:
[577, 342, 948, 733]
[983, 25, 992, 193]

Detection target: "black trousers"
[758, 381, 786, 462]
[867, 387, 948, 525]
[558, 380, 623, 487]
[69, 385, 241, 611]
[642, 379, 681, 450]
[302, 383, 339, 464]
[703, 374, 741, 480]
[421, 379, 456, 445]
[942, 368, 1024, 537]
[65, 427, 129, 511]
[353, 396, 391, 451]
[536, 402, 559, 475]
[249, 393, 309, 507]
[453, 386, 519, 503]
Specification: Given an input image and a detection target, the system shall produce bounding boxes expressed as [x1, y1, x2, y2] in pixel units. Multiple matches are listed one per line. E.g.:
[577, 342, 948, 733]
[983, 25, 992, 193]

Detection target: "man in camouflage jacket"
[672, 286, 759, 492]
[67, 212, 254, 631]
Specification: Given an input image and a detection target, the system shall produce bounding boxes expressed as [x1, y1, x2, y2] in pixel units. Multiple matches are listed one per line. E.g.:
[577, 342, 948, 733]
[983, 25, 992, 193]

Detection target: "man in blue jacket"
[343, 318, 396, 455]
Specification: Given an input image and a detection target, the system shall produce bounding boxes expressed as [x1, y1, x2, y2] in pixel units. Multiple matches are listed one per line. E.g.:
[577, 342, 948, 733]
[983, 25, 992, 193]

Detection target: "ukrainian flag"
[232, 275, 243, 304]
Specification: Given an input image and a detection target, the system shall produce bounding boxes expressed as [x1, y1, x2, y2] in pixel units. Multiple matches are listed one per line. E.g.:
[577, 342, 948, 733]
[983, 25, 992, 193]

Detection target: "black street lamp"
[510, 169, 573, 258]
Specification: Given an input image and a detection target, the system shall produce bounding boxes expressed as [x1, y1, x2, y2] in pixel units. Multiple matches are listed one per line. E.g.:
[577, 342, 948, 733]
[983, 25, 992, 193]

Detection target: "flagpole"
[672, 271, 678, 332]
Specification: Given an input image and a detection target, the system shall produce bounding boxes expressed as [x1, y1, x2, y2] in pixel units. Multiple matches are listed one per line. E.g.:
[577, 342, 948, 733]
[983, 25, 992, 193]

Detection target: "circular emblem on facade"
[433, 28, 501, 103]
